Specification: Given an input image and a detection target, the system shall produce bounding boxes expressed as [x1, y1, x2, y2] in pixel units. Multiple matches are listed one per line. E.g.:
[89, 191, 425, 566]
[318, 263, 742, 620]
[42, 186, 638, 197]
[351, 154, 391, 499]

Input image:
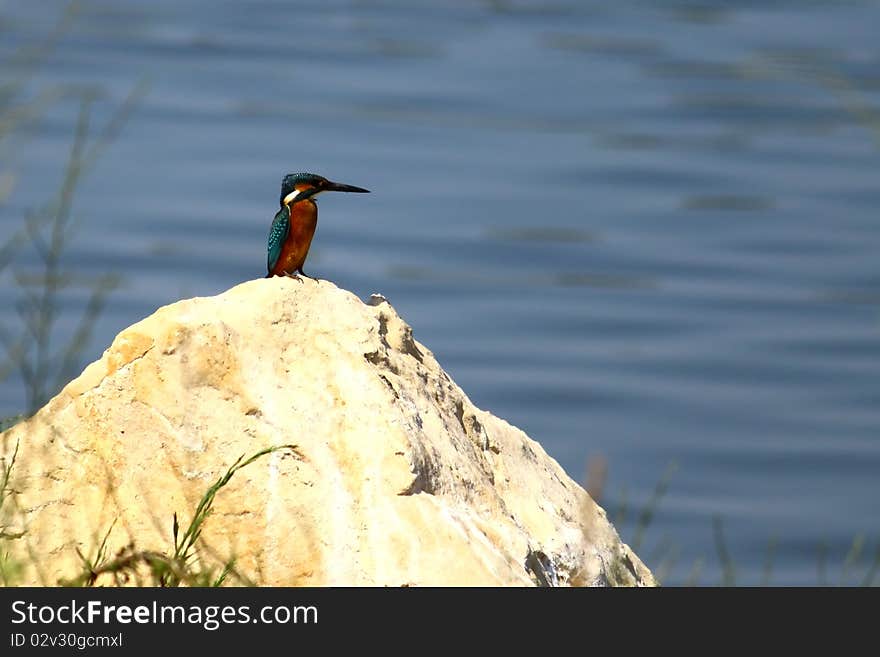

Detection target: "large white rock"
[0, 278, 654, 586]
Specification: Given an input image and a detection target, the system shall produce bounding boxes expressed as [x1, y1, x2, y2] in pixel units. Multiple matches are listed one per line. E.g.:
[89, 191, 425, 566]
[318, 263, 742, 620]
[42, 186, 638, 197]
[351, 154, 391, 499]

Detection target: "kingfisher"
[266, 172, 370, 279]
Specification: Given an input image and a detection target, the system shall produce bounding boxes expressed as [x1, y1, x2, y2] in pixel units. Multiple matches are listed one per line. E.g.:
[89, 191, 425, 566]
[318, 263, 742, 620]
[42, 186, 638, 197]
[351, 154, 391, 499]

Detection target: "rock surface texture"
[1, 278, 655, 586]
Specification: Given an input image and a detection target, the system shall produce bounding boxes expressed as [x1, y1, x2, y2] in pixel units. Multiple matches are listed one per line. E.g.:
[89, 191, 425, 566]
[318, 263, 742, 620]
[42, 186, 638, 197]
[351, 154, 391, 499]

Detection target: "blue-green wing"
[267, 205, 290, 273]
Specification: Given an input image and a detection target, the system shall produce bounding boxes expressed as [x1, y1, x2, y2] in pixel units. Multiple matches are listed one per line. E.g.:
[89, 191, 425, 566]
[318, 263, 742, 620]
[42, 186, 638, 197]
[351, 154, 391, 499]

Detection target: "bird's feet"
[282, 271, 305, 283]
[275, 270, 319, 283]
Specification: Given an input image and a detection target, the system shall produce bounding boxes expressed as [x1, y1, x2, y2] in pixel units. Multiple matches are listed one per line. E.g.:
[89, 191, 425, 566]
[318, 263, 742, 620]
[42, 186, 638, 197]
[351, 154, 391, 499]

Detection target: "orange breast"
[275, 200, 318, 275]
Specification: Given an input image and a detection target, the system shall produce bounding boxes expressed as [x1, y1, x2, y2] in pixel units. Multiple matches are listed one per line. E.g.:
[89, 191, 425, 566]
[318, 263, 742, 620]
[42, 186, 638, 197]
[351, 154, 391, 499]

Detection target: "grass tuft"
[60, 444, 298, 587]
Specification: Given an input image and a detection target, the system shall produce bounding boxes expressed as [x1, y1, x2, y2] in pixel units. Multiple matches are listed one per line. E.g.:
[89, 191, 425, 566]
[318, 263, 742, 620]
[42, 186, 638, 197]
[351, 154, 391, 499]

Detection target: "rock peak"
[1, 278, 654, 586]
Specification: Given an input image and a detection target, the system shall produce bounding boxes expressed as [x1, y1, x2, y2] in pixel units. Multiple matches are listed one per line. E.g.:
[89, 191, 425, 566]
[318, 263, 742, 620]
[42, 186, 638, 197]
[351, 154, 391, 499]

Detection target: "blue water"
[2, 0, 879, 585]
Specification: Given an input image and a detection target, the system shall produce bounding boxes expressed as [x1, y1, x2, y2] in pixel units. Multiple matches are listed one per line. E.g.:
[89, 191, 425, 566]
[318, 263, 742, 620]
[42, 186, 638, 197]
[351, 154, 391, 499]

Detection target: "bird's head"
[279, 172, 370, 206]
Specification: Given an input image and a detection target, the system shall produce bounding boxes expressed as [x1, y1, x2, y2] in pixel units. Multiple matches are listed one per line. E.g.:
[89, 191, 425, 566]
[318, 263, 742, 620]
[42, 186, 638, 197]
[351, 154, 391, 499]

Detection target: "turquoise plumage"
[267, 204, 290, 275]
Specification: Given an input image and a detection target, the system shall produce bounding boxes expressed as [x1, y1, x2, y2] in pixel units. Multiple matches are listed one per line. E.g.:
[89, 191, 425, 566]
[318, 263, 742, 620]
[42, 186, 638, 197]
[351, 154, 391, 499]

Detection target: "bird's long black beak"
[326, 181, 370, 194]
